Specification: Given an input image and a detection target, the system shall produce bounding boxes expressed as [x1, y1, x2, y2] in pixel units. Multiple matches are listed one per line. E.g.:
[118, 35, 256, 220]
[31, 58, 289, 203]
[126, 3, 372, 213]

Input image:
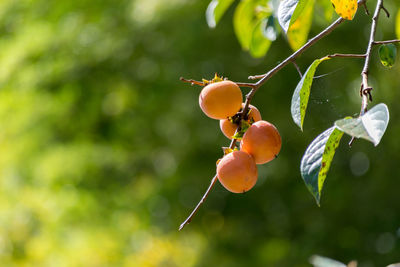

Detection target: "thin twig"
[234, 82, 257, 89]
[292, 60, 303, 78]
[349, 137, 356, 147]
[362, 1, 370, 15]
[373, 39, 400, 45]
[179, 175, 218, 231]
[180, 77, 206, 86]
[381, 4, 390, 18]
[327, 53, 366, 58]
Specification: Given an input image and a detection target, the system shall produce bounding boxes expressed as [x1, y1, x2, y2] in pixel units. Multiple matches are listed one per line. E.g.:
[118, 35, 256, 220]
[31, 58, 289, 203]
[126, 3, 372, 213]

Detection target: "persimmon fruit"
[199, 81, 242, 119]
[216, 150, 258, 193]
[219, 104, 262, 139]
[240, 120, 281, 164]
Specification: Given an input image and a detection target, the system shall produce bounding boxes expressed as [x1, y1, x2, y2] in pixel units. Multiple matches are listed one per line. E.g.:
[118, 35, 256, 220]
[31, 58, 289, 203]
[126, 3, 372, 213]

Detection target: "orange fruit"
[217, 150, 258, 193]
[199, 81, 242, 119]
[240, 120, 281, 164]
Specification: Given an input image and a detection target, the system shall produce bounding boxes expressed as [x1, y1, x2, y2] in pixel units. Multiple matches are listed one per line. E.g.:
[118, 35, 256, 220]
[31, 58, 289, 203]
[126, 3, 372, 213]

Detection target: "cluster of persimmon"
[198, 77, 281, 193]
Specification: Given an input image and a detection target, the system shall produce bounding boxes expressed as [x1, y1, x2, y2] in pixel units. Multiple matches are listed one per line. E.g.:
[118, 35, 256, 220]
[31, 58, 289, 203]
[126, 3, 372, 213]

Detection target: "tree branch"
[234, 82, 257, 89]
[373, 39, 400, 45]
[360, 0, 384, 115]
[361, 1, 370, 15]
[180, 77, 206, 86]
[179, 175, 218, 230]
[248, 17, 346, 81]
[292, 60, 303, 78]
[381, 3, 390, 18]
[326, 53, 366, 58]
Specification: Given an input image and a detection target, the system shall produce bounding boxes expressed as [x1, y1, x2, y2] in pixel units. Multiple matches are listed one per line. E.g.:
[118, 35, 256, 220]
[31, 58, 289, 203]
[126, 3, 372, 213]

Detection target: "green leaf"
[301, 127, 344, 205]
[287, 0, 315, 50]
[234, 0, 271, 54]
[249, 16, 276, 57]
[206, 0, 235, 28]
[316, 0, 334, 22]
[378, 44, 397, 68]
[291, 56, 330, 130]
[234, 0, 256, 50]
[335, 103, 389, 146]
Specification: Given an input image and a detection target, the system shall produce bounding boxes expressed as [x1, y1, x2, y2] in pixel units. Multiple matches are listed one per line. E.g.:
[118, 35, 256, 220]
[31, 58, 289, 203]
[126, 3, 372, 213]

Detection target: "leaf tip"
[315, 194, 321, 207]
[293, 117, 303, 131]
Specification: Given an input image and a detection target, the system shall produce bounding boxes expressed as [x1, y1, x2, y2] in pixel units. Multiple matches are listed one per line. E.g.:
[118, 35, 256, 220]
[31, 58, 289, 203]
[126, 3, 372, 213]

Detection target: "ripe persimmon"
[216, 150, 258, 193]
[240, 120, 281, 164]
[219, 104, 262, 139]
[199, 81, 242, 119]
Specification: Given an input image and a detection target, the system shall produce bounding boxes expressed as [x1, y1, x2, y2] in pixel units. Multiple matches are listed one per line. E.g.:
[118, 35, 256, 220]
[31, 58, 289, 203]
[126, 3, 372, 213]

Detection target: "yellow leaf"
[330, 0, 357, 20]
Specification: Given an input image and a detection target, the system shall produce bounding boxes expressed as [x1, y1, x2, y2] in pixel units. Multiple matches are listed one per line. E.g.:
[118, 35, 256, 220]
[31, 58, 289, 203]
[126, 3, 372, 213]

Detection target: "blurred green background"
[0, 0, 400, 266]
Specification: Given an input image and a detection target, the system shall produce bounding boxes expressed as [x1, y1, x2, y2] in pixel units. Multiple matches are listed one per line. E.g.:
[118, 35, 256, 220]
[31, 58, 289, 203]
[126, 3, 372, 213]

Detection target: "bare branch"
[292, 60, 303, 78]
[381, 4, 390, 18]
[327, 53, 366, 58]
[179, 175, 219, 231]
[180, 77, 206, 86]
[373, 39, 400, 45]
[361, 1, 370, 15]
[349, 137, 356, 147]
[360, 0, 384, 116]
[234, 82, 257, 89]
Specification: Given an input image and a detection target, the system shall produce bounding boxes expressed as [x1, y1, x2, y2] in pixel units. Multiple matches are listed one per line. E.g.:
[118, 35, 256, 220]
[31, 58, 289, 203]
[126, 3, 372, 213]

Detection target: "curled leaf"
[335, 103, 389, 146]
